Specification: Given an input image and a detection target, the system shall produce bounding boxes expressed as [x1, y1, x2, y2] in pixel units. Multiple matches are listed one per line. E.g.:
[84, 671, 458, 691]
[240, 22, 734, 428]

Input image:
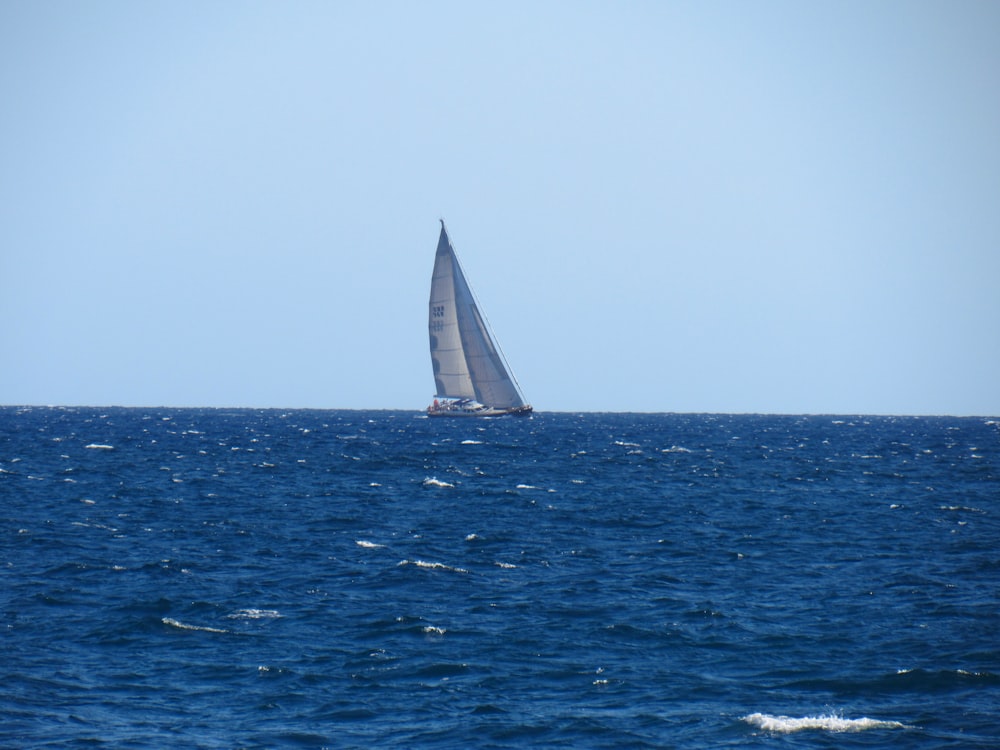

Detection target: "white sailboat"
[427, 220, 533, 417]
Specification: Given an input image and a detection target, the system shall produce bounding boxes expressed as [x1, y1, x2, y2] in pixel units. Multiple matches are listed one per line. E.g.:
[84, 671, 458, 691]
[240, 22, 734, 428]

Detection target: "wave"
[84, 443, 114, 450]
[355, 540, 385, 549]
[422, 477, 454, 488]
[397, 559, 469, 574]
[226, 609, 282, 620]
[743, 712, 906, 733]
[161, 617, 229, 634]
[890, 667, 999, 689]
[940, 505, 985, 513]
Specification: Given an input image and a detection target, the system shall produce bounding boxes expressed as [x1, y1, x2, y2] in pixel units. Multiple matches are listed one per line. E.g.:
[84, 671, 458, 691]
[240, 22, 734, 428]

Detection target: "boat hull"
[427, 402, 533, 418]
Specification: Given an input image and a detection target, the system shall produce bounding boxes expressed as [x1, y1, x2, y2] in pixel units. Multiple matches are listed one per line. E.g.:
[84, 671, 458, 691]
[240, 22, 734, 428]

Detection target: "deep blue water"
[2, 407, 998, 748]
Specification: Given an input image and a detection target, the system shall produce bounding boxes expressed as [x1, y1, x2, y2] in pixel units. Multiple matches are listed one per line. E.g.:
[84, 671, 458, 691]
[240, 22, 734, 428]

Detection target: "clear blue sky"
[2, 1, 998, 415]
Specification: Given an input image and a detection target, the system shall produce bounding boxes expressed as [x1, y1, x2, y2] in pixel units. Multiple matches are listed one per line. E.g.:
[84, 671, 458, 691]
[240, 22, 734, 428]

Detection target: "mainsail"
[428, 221, 530, 415]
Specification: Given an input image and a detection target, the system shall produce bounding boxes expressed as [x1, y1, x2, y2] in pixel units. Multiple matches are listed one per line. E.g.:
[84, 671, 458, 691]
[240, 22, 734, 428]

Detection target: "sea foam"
[227, 609, 282, 620]
[743, 713, 905, 733]
[162, 617, 229, 634]
[398, 559, 469, 574]
[423, 477, 454, 488]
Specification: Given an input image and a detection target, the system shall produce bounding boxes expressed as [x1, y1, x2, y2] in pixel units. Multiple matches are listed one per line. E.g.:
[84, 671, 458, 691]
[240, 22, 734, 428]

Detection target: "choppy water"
[2, 407, 998, 748]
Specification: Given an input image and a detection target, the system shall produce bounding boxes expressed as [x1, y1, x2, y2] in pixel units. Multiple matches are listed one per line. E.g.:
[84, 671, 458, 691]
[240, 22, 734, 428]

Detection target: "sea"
[2, 407, 998, 748]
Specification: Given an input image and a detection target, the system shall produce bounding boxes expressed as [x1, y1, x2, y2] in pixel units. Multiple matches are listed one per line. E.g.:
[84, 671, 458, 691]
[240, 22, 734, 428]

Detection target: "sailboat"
[427, 220, 533, 417]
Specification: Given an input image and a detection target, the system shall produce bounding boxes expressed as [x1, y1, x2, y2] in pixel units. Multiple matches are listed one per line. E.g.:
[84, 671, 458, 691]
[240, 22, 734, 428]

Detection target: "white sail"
[428, 221, 529, 414]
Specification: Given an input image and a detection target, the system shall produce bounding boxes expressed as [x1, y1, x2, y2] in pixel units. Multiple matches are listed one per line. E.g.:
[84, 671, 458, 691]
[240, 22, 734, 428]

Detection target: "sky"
[2, 1, 998, 415]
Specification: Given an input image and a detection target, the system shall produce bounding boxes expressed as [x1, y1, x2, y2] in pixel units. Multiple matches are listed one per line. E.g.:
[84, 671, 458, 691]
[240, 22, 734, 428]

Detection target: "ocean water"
[2, 407, 998, 748]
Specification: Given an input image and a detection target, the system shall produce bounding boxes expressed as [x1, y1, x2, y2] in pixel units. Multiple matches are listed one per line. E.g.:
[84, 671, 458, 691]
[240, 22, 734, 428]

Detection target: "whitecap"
[423, 625, 447, 635]
[84, 444, 114, 450]
[356, 540, 384, 549]
[461, 439, 483, 445]
[495, 561, 517, 569]
[613, 440, 640, 448]
[227, 608, 282, 620]
[662, 445, 693, 453]
[423, 477, 454, 488]
[398, 559, 469, 574]
[162, 617, 228, 634]
[743, 713, 905, 733]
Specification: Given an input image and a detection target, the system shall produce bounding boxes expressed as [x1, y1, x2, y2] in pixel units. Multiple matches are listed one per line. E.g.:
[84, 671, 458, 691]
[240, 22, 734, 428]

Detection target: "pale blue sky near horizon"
[2, 1, 998, 415]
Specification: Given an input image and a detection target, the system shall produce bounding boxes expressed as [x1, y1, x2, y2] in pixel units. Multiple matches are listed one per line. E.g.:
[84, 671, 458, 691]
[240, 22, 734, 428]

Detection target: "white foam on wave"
[461, 439, 483, 445]
[941, 505, 984, 513]
[162, 617, 229, 634]
[84, 444, 114, 450]
[398, 559, 469, 574]
[662, 445, 693, 454]
[423, 477, 454, 488]
[227, 608, 282, 620]
[743, 713, 905, 733]
[356, 540, 384, 549]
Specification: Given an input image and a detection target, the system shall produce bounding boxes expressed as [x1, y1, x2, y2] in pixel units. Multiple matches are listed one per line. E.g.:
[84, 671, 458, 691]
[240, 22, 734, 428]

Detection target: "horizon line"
[2, 404, 997, 419]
